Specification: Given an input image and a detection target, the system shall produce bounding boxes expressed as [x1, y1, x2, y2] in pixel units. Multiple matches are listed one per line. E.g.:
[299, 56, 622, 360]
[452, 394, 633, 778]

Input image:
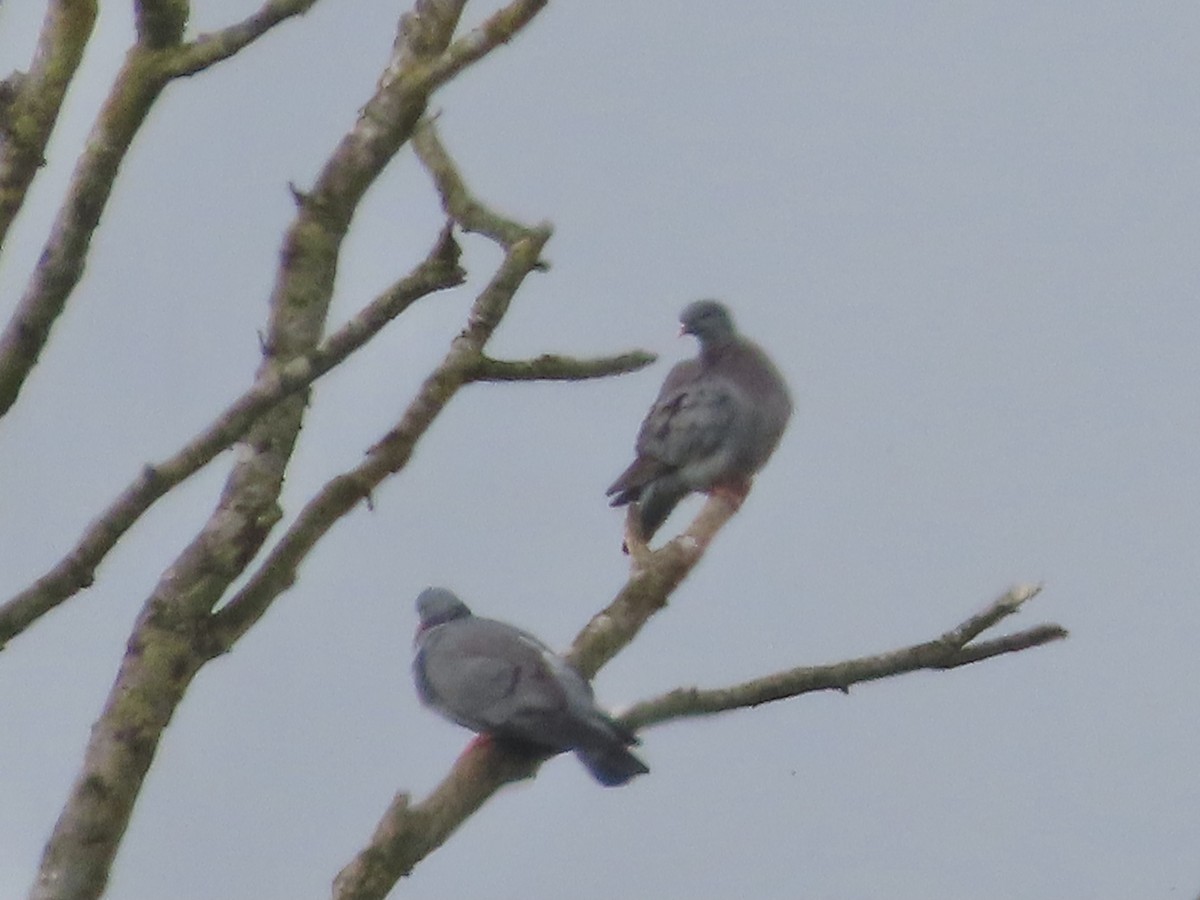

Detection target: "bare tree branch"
[469, 351, 656, 382]
[167, 0, 321, 77]
[0, 225, 464, 651]
[0, 0, 98, 252]
[620, 585, 1066, 731]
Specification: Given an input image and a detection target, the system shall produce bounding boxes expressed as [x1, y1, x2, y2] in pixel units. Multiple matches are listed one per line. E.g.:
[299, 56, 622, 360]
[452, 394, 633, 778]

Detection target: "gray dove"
[412, 587, 649, 787]
[607, 299, 792, 541]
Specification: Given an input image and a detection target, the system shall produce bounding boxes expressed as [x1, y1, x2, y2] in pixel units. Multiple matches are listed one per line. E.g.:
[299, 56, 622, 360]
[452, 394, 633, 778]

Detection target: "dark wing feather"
[417, 619, 568, 737]
[607, 359, 738, 499]
[637, 380, 739, 467]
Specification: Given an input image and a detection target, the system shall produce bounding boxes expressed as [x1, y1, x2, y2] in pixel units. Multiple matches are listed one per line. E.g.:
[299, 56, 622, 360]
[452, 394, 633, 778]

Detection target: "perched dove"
[607, 299, 792, 541]
[412, 587, 649, 787]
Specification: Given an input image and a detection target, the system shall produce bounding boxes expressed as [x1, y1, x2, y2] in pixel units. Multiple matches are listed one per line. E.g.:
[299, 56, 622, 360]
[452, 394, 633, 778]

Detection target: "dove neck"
[698, 337, 736, 364]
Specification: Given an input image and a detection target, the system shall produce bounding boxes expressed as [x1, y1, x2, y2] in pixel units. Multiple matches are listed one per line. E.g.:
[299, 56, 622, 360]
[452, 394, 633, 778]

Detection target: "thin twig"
[936, 582, 1042, 646]
[168, 0, 322, 76]
[469, 351, 656, 383]
[620, 586, 1067, 731]
[413, 117, 530, 246]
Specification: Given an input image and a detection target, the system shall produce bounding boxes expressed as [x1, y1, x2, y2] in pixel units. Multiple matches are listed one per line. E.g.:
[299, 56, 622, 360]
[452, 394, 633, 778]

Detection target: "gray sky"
[2, 2, 1199, 898]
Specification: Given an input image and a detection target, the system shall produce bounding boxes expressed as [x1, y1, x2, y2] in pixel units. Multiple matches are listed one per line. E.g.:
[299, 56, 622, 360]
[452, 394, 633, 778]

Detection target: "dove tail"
[576, 743, 650, 787]
[635, 476, 690, 541]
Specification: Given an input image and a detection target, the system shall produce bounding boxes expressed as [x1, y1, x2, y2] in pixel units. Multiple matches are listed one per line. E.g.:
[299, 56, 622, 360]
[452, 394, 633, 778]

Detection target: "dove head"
[680, 299, 736, 350]
[416, 587, 472, 630]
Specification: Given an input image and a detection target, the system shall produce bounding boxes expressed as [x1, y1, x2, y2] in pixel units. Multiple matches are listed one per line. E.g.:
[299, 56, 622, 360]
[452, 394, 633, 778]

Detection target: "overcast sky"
[2, 2, 1199, 898]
